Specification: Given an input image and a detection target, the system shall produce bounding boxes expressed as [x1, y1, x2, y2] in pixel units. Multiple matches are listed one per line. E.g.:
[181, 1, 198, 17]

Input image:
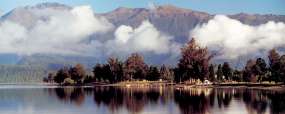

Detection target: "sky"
[0, 0, 284, 15]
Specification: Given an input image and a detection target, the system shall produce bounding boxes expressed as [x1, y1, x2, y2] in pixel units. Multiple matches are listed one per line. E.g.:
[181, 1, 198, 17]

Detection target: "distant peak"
[114, 7, 131, 12]
[236, 12, 250, 16]
[157, 4, 177, 9]
[155, 4, 192, 13]
[116, 7, 130, 10]
[25, 2, 71, 10]
[113, 7, 148, 13]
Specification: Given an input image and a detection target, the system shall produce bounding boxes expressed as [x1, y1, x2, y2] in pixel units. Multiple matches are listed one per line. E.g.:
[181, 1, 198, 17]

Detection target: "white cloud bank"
[0, 5, 180, 63]
[191, 15, 285, 60]
[0, 5, 113, 55]
[106, 20, 180, 56]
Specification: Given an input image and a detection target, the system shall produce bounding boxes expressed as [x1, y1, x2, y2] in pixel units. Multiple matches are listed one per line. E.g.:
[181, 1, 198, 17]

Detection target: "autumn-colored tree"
[268, 49, 281, 82]
[243, 59, 256, 82]
[69, 64, 86, 84]
[124, 53, 148, 80]
[242, 58, 268, 82]
[54, 67, 70, 83]
[108, 57, 124, 82]
[178, 38, 213, 82]
[269, 49, 280, 67]
[222, 62, 232, 80]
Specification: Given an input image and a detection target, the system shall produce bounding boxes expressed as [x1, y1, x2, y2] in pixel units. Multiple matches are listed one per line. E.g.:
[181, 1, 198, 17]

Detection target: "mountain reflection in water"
[0, 86, 285, 114]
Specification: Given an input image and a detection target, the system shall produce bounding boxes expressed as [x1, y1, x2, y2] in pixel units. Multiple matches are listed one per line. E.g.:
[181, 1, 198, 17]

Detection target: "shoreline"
[1, 82, 285, 90]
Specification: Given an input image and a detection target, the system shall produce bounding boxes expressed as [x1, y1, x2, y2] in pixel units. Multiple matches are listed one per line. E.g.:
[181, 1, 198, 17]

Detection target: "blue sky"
[0, 0, 284, 15]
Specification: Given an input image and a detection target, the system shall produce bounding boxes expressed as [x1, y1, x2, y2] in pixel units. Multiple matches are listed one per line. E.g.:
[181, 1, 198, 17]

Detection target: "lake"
[0, 85, 284, 114]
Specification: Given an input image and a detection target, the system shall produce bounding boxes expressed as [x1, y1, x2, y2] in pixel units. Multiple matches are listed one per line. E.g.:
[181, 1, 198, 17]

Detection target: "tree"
[268, 49, 281, 82]
[208, 64, 215, 82]
[269, 49, 280, 67]
[101, 64, 113, 83]
[124, 53, 147, 80]
[47, 73, 55, 82]
[232, 70, 242, 82]
[243, 59, 256, 82]
[173, 67, 183, 83]
[222, 62, 232, 81]
[279, 55, 285, 83]
[217, 64, 223, 82]
[160, 64, 174, 82]
[54, 67, 70, 84]
[146, 66, 160, 81]
[252, 58, 267, 82]
[69, 64, 86, 84]
[43, 72, 54, 83]
[93, 64, 103, 82]
[178, 38, 213, 82]
[108, 57, 124, 82]
[83, 75, 94, 84]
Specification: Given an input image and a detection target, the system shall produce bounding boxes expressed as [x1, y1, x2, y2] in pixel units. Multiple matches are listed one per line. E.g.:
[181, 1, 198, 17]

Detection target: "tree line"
[44, 38, 285, 85]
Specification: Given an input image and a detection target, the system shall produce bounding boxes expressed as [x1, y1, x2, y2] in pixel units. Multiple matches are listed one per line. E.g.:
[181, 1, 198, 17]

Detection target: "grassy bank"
[213, 82, 284, 87]
[88, 81, 284, 88]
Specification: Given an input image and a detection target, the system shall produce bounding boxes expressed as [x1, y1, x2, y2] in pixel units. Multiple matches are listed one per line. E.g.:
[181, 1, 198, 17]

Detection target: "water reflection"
[93, 87, 169, 114]
[54, 88, 85, 106]
[174, 88, 211, 114]
[45, 87, 285, 114]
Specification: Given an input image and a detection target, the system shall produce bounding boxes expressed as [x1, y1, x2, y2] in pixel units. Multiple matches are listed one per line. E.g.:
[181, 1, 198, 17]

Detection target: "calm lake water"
[0, 85, 284, 114]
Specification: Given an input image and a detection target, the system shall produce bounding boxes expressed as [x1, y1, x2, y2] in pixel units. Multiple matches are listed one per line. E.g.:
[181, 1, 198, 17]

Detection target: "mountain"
[102, 5, 212, 43]
[102, 5, 285, 43]
[1, 2, 71, 28]
[3, 3, 285, 43]
[0, 3, 285, 82]
[1, 3, 285, 64]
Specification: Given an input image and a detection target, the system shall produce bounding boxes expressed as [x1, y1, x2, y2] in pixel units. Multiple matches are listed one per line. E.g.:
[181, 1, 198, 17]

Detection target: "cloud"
[0, 5, 113, 55]
[105, 20, 181, 57]
[190, 15, 285, 60]
[0, 5, 181, 64]
[0, 9, 3, 16]
[147, 2, 157, 10]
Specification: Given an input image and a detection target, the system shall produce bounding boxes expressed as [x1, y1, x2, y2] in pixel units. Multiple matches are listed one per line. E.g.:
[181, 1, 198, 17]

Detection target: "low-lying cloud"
[0, 5, 181, 64]
[106, 20, 180, 56]
[191, 15, 285, 60]
[0, 5, 113, 55]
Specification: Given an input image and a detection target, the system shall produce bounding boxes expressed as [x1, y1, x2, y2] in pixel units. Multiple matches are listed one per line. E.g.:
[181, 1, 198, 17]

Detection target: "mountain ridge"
[0, 2, 285, 66]
[101, 4, 285, 43]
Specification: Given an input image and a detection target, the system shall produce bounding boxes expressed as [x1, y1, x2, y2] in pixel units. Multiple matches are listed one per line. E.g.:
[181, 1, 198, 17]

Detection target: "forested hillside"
[0, 65, 47, 83]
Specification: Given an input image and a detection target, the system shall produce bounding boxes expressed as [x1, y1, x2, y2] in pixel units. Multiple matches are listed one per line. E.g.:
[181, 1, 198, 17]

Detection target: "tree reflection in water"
[48, 87, 285, 114]
[93, 87, 166, 114]
[54, 87, 85, 106]
[174, 88, 211, 114]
